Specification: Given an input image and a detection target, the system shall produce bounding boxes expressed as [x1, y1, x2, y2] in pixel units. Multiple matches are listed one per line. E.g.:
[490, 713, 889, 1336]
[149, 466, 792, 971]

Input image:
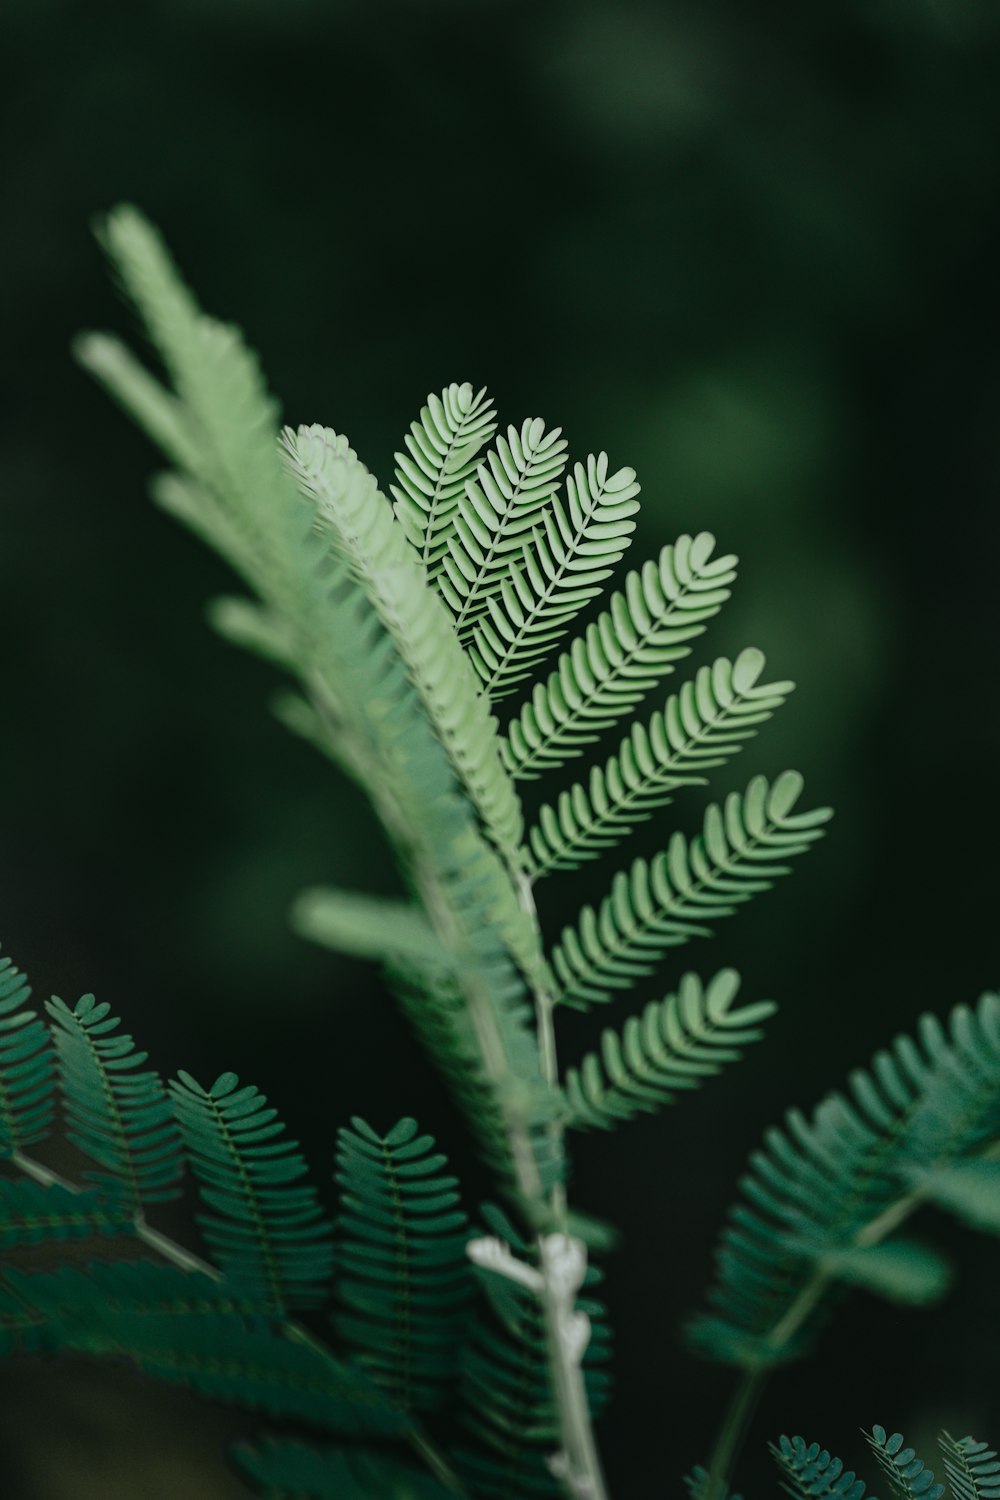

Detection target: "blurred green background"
[2, 0, 999, 1494]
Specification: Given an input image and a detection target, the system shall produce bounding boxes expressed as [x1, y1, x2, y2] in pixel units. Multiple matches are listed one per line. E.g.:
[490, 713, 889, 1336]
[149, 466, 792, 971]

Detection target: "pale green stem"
[513, 870, 606, 1500]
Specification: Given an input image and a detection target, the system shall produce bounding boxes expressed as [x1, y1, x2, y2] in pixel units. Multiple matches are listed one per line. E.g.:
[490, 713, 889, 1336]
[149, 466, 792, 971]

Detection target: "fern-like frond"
[0, 1257, 264, 1358]
[0, 1178, 134, 1248]
[47, 994, 182, 1212]
[770, 1435, 874, 1499]
[526, 649, 793, 877]
[4, 1256, 268, 1323]
[234, 1439, 454, 1499]
[436, 419, 569, 635]
[689, 992, 1000, 1372]
[563, 969, 776, 1131]
[281, 422, 524, 862]
[334, 1116, 472, 1414]
[502, 533, 737, 780]
[0, 946, 54, 1155]
[5, 1258, 402, 1436]
[938, 1432, 1000, 1500]
[865, 1429, 944, 1500]
[551, 772, 831, 1009]
[468, 454, 640, 700]
[390, 382, 497, 571]
[456, 1205, 611, 1500]
[171, 1070, 334, 1313]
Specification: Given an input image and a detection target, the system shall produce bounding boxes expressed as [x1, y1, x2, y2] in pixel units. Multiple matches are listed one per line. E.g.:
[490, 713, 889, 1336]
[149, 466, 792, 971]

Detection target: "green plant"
[1, 206, 996, 1499]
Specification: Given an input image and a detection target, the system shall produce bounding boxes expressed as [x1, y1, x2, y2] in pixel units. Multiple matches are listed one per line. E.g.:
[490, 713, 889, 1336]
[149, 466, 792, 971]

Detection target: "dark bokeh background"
[2, 0, 999, 1494]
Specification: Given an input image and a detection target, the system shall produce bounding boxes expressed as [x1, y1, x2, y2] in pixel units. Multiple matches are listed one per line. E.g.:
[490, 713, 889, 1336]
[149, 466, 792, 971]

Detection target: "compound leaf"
[47, 993, 182, 1211]
[171, 1070, 334, 1314]
[551, 772, 831, 1009]
[334, 1117, 472, 1413]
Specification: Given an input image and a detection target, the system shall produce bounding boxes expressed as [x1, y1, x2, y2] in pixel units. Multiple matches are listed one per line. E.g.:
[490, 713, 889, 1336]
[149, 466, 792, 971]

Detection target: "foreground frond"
[938, 1432, 1000, 1500]
[5, 1258, 402, 1436]
[564, 969, 775, 1131]
[689, 992, 1000, 1372]
[171, 1070, 334, 1313]
[551, 772, 831, 1009]
[234, 1439, 454, 1500]
[468, 454, 639, 700]
[526, 649, 793, 877]
[457, 1205, 611, 1500]
[334, 1117, 472, 1414]
[0, 1256, 264, 1356]
[47, 994, 182, 1211]
[865, 1429, 944, 1500]
[770, 1435, 874, 1500]
[0, 1178, 134, 1248]
[502, 533, 737, 779]
[437, 419, 568, 635]
[390, 382, 497, 572]
[0, 945, 54, 1155]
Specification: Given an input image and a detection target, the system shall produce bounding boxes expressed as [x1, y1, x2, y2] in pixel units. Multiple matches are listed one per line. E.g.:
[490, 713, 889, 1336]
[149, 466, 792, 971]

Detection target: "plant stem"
[703, 1370, 764, 1500]
[514, 871, 607, 1500]
[308, 640, 607, 1496]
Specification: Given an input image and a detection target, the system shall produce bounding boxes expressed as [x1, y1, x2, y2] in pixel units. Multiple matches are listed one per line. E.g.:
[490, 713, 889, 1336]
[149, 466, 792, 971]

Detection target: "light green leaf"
[292, 888, 451, 972]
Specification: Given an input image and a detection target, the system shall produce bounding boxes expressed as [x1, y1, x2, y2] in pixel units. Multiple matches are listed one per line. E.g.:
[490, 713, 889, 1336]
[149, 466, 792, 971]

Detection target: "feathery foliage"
[563, 969, 776, 1131]
[436, 418, 568, 635]
[0, 945, 54, 1155]
[691, 991, 1000, 1371]
[465, 453, 640, 700]
[937, 1434, 1000, 1500]
[525, 649, 792, 877]
[0, 1177, 133, 1248]
[770, 1435, 875, 1500]
[730, 1427, 1000, 1500]
[334, 1117, 471, 1413]
[865, 1428, 945, 1500]
[390, 382, 498, 572]
[280, 420, 524, 862]
[54, 203, 997, 1500]
[501, 534, 737, 779]
[7, 1257, 403, 1435]
[171, 1070, 334, 1313]
[551, 773, 830, 1009]
[47, 993, 182, 1211]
